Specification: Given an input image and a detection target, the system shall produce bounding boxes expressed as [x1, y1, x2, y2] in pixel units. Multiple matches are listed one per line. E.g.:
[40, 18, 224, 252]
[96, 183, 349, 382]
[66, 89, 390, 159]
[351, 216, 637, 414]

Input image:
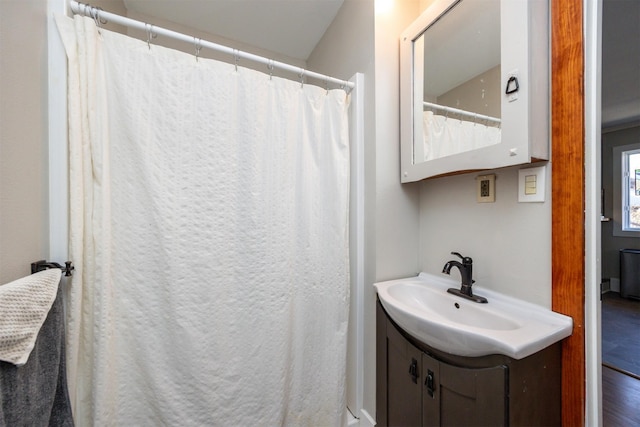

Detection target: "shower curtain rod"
[423, 101, 501, 125]
[69, 1, 355, 91]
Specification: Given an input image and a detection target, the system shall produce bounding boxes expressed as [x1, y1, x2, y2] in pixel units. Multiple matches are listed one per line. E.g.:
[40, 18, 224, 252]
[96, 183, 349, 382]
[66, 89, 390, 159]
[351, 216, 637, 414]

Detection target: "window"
[613, 143, 640, 236]
[622, 148, 640, 231]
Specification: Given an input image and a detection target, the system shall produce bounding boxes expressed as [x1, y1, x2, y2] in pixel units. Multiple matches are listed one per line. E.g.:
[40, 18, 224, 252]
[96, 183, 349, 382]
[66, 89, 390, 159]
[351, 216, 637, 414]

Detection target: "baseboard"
[345, 408, 376, 427]
[347, 411, 359, 426]
[359, 409, 376, 427]
[611, 277, 620, 293]
[603, 362, 640, 381]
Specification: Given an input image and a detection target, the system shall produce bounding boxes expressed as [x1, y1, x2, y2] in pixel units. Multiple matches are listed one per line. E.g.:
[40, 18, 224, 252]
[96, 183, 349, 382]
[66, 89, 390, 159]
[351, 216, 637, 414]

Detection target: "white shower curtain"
[422, 111, 501, 161]
[56, 15, 350, 426]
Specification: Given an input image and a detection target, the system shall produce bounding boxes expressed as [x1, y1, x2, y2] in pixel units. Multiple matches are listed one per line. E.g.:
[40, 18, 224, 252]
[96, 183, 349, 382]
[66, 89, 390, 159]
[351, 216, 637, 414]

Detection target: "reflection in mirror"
[413, 0, 501, 164]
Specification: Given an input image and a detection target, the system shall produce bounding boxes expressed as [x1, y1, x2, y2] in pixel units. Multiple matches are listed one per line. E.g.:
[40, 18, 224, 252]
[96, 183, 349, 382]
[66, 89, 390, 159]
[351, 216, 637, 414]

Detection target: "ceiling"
[122, 0, 344, 60]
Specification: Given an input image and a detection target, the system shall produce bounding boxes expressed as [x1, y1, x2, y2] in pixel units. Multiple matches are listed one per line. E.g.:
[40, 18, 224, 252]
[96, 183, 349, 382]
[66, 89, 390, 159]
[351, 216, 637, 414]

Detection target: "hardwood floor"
[602, 293, 640, 427]
[602, 292, 640, 377]
[603, 365, 640, 427]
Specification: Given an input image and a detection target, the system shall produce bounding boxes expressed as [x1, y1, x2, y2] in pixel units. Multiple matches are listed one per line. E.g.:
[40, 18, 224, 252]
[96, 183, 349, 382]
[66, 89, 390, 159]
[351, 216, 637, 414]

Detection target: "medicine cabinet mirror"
[400, 0, 549, 182]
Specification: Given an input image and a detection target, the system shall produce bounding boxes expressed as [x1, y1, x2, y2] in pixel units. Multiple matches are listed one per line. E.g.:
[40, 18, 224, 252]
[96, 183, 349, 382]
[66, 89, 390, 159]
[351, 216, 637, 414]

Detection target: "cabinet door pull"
[408, 358, 419, 384]
[505, 75, 519, 94]
[425, 369, 435, 397]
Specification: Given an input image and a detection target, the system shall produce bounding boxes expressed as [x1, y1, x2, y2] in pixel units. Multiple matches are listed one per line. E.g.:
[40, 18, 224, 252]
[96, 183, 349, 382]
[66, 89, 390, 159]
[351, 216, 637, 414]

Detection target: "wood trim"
[551, 0, 585, 425]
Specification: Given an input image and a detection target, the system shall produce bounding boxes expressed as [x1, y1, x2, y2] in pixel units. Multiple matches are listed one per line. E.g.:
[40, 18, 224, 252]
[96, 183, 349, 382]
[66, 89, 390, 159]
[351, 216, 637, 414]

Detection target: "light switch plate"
[477, 174, 496, 203]
[518, 166, 546, 202]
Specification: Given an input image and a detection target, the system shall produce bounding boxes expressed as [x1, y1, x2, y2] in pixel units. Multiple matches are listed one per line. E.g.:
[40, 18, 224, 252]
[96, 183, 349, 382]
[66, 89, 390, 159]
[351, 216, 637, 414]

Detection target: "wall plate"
[477, 174, 496, 203]
[518, 166, 546, 202]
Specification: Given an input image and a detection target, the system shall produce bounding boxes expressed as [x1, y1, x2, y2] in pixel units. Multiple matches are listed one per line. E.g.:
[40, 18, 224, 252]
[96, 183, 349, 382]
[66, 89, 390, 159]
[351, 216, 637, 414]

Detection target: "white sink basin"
[375, 272, 573, 360]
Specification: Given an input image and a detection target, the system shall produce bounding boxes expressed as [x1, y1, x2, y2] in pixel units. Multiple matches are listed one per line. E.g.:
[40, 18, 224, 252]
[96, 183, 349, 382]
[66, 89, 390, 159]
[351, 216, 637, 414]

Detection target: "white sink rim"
[374, 272, 573, 360]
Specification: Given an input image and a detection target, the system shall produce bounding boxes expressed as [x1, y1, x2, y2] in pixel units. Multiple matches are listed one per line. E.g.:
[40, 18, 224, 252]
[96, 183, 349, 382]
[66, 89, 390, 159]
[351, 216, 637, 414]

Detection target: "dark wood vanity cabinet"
[377, 301, 561, 427]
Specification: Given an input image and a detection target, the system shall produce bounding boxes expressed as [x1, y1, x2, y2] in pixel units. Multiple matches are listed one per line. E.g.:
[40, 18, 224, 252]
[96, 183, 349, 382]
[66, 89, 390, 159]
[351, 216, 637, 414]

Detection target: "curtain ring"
[234, 49, 239, 72]
[90, 6, 104, 33]
[268, 59, 274, 80]
[299, 69, 305, 88]
[94, 6, 108, 25]
[146, 24, 156, 50]
[194, 37, 202, 62]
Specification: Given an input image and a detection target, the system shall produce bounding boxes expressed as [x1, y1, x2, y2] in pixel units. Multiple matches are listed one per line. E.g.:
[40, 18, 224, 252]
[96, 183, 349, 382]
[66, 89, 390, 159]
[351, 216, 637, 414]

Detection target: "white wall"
[310, 0, 426, 423]
[419, 164, 553, 307]
[371, 0, 424, 423]
[308, 0, 377, 422]
[374, 2, 422, 283]
[0, 0, 50, 283]
[319, 0, 552, 422]
[395, 0, 553, 308]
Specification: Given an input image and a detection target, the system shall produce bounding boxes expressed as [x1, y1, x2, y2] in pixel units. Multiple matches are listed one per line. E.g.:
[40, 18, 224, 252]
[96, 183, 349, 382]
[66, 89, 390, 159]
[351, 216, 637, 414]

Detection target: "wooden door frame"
[551, 0, 586, 425]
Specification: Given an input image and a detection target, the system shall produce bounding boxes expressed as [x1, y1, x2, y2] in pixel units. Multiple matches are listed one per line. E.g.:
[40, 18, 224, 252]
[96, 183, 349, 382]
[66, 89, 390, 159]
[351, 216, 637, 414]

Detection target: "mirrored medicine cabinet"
[400, 0, 549, 182]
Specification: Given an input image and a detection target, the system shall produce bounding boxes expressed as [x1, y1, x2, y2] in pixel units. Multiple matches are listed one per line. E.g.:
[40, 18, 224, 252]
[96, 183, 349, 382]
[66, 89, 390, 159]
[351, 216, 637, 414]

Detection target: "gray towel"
[0, 286, 74, 426]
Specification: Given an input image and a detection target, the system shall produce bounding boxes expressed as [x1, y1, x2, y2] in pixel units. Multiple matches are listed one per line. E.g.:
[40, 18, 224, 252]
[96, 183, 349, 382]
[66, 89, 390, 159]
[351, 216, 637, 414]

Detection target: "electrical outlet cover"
[477, 174, 496, 203]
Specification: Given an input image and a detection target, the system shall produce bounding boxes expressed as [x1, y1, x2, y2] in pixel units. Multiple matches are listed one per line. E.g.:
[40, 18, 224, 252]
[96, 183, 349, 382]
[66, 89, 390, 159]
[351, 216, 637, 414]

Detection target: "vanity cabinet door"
[386, 320, 423, 426]
[387, 327, 508, 427]
[378, 301, 560, 427]
[433, 361, 508, 426]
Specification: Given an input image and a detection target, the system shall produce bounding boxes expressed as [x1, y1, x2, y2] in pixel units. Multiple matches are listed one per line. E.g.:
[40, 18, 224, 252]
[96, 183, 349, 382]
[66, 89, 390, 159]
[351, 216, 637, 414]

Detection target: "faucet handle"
[451, 251, 473, 265]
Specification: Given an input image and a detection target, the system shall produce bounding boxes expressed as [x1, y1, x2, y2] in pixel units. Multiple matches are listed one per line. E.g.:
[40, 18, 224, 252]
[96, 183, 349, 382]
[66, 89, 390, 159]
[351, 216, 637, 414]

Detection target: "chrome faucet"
[442, 252, 487, 303]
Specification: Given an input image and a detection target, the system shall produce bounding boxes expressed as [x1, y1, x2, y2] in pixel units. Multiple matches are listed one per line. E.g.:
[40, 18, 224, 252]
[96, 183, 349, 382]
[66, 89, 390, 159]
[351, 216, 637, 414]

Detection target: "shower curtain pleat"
[56, 15, 350, 426]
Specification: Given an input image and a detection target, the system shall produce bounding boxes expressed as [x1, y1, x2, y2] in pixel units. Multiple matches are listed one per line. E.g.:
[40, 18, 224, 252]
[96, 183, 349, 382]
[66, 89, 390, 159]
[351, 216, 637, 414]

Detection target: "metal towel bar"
[30, 260, 74, 277]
